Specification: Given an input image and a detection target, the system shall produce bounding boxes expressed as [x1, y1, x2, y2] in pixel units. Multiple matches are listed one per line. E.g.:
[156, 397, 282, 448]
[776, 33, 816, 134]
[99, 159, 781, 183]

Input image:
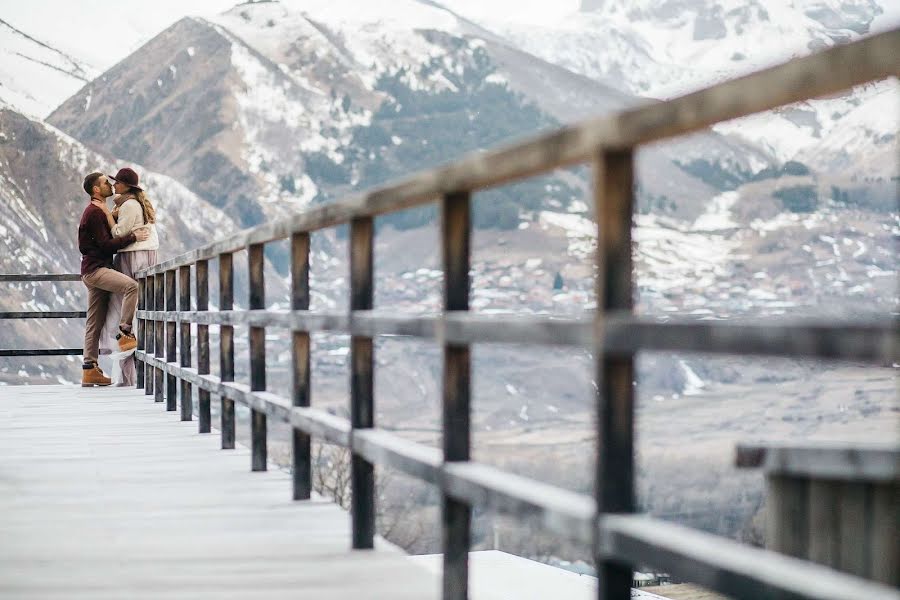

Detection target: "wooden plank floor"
[0, 385, 438, 599]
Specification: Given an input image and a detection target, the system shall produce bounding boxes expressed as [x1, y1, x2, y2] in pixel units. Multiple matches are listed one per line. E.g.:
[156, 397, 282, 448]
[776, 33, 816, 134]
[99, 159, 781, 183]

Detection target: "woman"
[96, 167, 159, 386]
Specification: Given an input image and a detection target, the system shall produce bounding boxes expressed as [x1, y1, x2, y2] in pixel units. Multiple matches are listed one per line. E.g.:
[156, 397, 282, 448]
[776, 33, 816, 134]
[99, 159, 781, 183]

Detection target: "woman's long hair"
[129, 188, 156, 224]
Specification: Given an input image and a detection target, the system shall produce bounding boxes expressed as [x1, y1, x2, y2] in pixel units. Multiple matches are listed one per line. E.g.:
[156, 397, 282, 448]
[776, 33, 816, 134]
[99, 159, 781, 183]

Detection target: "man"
[79, 172, 150, 386]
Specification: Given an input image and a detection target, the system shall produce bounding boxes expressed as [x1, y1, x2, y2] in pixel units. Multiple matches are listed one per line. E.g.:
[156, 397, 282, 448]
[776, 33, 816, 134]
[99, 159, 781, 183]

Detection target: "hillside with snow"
[479, 0, 899, 177]
[0, 17, 97, 118]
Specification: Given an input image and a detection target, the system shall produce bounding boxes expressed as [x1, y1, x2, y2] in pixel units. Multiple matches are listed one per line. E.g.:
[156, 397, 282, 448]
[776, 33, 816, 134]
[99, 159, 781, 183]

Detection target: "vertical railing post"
[179, 265, 192, 422]
[144, 274, 155, 397]
[219, 252, 235, 449]
[441, 191, 472, 600]
[154, 273, 165, 404]
[350, 217, 375, 549]
[593, 149, 636, 600]
[165, 269, 177, 412]
[291, 232, 312, 500]
[196, 259, 211, 433]
[136, 275, 145, 389]
[248, 243, 267, 472]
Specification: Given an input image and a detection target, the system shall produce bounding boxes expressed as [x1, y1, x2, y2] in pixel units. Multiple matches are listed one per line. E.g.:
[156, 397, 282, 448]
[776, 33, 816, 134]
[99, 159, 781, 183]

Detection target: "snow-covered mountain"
[493, 0, 894, 98]
[0, 17, 98, 118]
[477, 0, 899, 176]
[46, 0, 773, 259]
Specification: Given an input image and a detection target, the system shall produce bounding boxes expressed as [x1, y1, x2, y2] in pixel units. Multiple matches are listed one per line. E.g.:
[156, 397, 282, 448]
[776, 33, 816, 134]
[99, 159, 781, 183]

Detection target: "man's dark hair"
[83, 172, 103, 196]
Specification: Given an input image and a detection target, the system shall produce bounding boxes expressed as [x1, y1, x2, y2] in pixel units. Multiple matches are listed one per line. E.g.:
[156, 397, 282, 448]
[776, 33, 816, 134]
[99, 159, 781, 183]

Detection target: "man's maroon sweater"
[78, 203, 136, 275]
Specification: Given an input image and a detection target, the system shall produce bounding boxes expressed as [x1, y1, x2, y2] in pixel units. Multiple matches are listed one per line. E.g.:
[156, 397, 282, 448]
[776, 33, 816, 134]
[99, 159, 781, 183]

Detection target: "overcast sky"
[1, 0, 580, 67]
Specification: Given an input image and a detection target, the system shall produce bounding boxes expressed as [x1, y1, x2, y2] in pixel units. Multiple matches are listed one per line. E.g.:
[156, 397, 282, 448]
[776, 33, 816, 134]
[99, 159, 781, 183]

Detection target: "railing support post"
[291, 232, 312, 500]
[219, 252, 235, 449]
[179, 265, 192, 422]
[196, 259, 211, 433]
[154, 273, 165, 404]
[165, 269, 177, 412]
[136, 276, 145, 389]
[441, 190, 472, 600]
[350, 217, 375, 549]
[593, 149, 636, 600]
[248, 244, 267, 471]
[144, 275, 155, 397]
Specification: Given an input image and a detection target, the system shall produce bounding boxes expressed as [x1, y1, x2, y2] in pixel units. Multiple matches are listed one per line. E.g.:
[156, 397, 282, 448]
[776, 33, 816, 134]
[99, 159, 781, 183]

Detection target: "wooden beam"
[248, 244, 267, 472]
[144, 275, 155, 397]
[593, 149, 636, 600]
[598, 514, 899, 600]
[441, 190, 472, 600]
[0, 274, 82, 281]
[179, 265, 193, 422]
[195, 260, 211, 433]
[136, 276, 146, 390]
[218, 252, 235, 450]
[0, 311, 86, 319]
[349, 217, 375, 550]
[0, 348, 84, 357]
[352, 429, 442, 485]
[291, 232, 312, 501]
[165, 269, 177, 412]
[154, 273, 165, 404]
[736, 443, 900, 482]
[136, 309, 898, 364]
[442, 462, 595, 545]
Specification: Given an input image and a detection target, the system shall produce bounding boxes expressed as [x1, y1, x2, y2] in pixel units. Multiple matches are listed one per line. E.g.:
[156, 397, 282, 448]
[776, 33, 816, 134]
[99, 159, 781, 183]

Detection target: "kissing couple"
[78, 168, 160, 387]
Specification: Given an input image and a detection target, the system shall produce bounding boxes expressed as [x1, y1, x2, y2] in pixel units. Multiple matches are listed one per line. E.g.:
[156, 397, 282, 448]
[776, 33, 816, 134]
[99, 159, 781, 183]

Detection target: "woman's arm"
[91, 199, 116, 230]
[111, 200, 142, 237]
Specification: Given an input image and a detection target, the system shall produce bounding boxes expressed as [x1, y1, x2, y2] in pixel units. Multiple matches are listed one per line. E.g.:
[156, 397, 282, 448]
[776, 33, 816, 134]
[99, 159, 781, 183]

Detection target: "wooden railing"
[134, 30, 900, 600]
[0, 274, 84, 357]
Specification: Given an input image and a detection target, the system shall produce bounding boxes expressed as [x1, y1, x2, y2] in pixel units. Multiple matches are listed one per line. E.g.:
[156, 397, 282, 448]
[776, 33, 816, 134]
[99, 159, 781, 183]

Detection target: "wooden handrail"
[131, 30, 900, 600]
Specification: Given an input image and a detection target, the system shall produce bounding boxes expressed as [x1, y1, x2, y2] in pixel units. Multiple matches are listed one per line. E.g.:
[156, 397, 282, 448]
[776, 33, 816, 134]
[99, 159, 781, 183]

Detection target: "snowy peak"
[0, 18, 97, 118]
[502, 0, 890, 98]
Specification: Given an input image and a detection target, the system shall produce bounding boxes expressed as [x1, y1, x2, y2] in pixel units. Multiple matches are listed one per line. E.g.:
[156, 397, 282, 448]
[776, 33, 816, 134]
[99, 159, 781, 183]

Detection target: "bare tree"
[310, 440, 434, 553]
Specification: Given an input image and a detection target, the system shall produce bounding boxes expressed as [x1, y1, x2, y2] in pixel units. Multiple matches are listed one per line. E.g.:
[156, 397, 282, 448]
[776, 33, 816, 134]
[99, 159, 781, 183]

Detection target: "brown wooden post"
[144, 274, 155, 397]
[154, 273, 165, 404]
[196, 259, 211, 433]
[593, 149, 636, 600]
[165, 269, 177, 412]
[179, 265, 192, 422]
[136, 275, 145, 389]
[350, 217, 375, 549]
[219, 252, 235, 449]
[441, 190, 472, 600]
[248, 243, 267, 471]
[291, 232, 312, 500]
[767, 476, 810, 558]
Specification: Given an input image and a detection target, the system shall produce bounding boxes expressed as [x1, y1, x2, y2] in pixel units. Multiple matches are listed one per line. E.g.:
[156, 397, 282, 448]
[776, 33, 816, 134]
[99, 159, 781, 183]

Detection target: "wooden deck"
[0, 385, 438, 599]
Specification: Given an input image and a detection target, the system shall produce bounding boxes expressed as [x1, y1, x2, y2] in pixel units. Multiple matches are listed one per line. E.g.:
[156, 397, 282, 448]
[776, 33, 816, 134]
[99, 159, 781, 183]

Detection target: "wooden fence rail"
[132, 30, 899, 600]
[0, 273, 85, 357]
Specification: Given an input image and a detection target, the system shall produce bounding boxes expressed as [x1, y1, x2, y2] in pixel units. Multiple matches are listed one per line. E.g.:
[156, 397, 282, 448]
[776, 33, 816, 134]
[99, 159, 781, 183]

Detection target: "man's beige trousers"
[82, 267, 139, 364]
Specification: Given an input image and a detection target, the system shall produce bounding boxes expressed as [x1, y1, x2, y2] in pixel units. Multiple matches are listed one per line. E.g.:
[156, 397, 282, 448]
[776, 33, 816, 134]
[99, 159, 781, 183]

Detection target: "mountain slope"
[0, 17, 98, 118]
[477, 0, 899, 181]
[48, 0, 773, 240]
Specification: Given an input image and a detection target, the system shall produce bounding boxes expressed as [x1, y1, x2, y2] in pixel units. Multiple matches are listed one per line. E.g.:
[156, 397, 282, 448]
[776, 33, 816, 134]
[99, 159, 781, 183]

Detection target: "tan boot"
[82, 362, 112, 387]
[116, 330, 137, 353]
